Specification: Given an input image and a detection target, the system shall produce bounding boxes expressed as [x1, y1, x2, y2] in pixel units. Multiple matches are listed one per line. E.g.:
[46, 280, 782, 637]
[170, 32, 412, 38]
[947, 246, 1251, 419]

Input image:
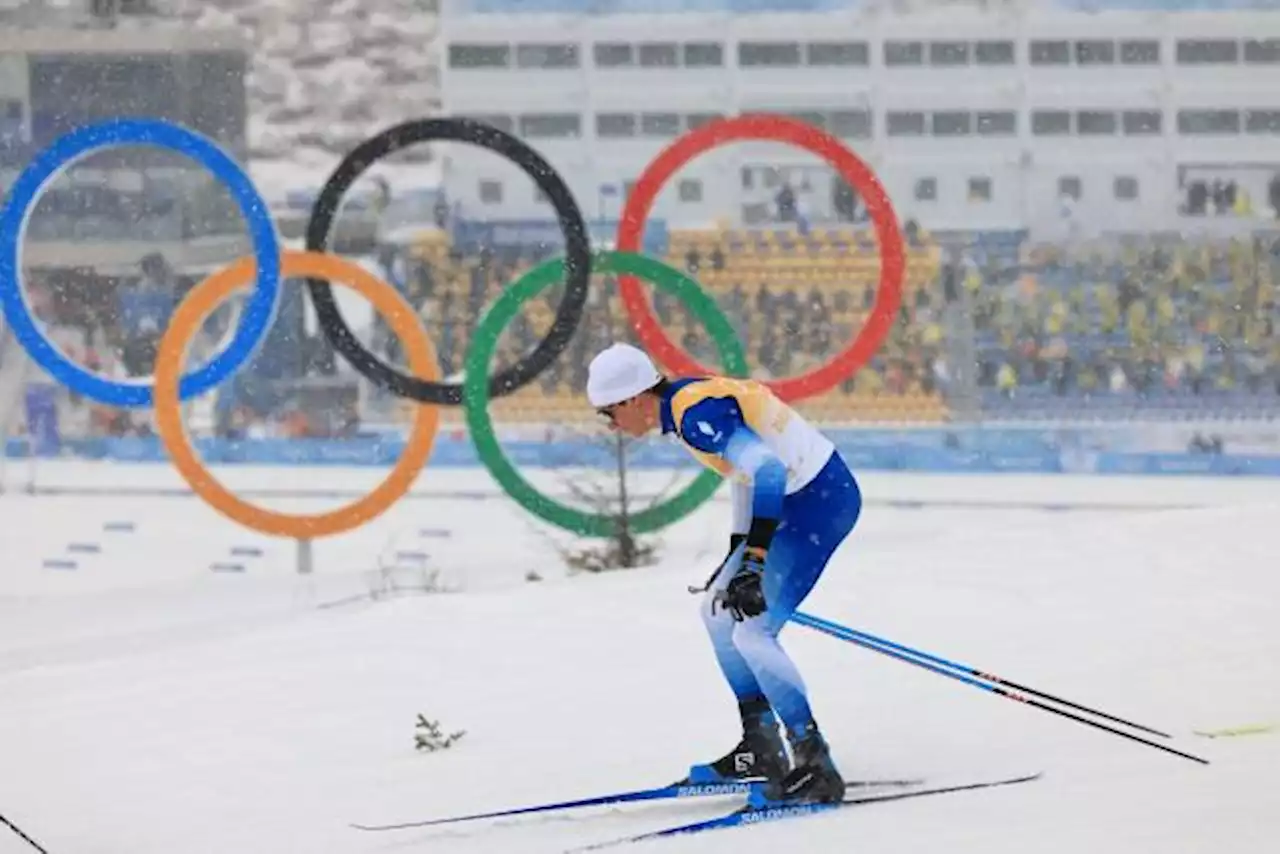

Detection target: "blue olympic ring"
[0, 117, 281, 408]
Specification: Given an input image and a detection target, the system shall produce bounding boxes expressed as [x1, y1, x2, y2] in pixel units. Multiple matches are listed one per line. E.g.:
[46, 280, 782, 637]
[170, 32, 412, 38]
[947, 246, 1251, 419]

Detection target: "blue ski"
[350, 777, 924, 832]
[567, 771, 1042, 852]
[350, 781, 754, 832]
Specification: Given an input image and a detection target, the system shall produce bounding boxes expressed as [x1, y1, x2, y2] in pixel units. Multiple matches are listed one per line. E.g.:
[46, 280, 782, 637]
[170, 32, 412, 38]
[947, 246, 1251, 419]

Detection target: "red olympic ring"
[614, 114, 906, 403]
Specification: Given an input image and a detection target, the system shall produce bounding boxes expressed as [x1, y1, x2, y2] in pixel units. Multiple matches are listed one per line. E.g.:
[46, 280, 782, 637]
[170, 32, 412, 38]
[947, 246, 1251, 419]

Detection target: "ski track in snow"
[0, 462, 1277, 853]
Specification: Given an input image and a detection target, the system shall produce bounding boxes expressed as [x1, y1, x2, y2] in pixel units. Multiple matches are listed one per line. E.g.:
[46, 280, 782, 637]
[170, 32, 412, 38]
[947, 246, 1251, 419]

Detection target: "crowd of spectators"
[360, 230, 950, 421]
[967, 233, 1280, 415]
[10, 226, 1280, 442]
[5, 252, 343, 440]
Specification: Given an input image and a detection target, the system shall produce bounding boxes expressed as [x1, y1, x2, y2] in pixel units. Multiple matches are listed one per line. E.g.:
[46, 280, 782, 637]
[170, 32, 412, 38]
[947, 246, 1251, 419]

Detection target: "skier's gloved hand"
[716, 546, 767, 621]
[688, 534, 747, 595]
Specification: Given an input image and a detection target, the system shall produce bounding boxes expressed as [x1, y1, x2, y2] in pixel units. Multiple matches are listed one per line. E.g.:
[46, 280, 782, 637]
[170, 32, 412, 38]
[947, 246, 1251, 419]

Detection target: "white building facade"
[438, 4, 1280, 234]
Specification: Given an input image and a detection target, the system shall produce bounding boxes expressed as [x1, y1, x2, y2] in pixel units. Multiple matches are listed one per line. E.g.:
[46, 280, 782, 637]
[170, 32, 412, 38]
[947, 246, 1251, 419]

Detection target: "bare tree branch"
[648, 463, 699, 506]
[562, 473, 609, 508]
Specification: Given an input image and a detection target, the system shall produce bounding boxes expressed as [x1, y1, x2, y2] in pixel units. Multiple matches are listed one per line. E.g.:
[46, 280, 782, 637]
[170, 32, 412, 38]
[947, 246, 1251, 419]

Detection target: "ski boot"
[748, 721, 845, 808]
[680, 697, 790, 787]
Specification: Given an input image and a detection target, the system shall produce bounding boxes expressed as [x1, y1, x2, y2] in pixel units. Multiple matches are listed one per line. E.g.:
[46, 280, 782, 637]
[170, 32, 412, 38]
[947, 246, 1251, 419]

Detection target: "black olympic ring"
[304, 117, 591, 405]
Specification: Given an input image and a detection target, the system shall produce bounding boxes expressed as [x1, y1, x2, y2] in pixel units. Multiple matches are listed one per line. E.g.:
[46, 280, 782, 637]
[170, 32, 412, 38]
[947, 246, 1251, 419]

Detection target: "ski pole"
[794, 611, 1170, 738]
[0, 811, 49, 854]
[791, 612, 1209, 766]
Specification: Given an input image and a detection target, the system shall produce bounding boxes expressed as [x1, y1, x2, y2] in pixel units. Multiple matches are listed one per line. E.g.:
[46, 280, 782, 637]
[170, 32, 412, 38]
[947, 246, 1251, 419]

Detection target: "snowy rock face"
[175, 0, 441, 167]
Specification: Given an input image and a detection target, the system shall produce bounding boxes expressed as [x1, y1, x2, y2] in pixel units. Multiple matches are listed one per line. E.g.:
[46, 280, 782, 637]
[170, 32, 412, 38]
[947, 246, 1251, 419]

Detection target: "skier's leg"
[730, 455, 862, 802]
[731, 455, 861, 735]
[685, 551, 789, 783]
[729, 533, 825, 734]
[699, 544, 765, 703]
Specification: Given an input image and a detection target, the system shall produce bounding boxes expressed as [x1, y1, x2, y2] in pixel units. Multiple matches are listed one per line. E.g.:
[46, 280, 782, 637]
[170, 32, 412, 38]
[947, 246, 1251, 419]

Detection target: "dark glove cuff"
[745, 517, 779, 553]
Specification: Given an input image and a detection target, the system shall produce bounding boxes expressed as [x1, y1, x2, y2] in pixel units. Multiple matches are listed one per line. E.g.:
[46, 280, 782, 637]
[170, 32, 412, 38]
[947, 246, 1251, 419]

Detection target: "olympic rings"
[3, 111, 907, 541]
[154, 251, 441, 539]
[304, 117, 592, 406]
[615, 114, 905, 403]
[0, 118, 282, 408]
[463, 250, 748, 538]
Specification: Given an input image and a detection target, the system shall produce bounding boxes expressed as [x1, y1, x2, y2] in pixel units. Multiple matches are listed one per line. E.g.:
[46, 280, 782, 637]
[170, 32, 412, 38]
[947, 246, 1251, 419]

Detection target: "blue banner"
[8, 431, 1280, 477]
[23, 383, 59, 455]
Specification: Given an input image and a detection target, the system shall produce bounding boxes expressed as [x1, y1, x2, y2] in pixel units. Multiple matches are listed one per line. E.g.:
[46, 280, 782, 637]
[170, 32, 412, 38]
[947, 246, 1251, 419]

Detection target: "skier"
[586, 342, 863, 806]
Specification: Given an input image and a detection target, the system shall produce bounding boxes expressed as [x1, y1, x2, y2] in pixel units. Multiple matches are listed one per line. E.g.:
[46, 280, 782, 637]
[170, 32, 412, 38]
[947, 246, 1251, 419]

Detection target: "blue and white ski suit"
[658, 377, 862, 734]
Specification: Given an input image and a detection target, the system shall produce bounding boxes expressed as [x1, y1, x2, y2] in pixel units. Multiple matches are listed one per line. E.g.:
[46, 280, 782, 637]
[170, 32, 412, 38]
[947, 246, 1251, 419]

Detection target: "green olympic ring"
[463, 250, 749, 537]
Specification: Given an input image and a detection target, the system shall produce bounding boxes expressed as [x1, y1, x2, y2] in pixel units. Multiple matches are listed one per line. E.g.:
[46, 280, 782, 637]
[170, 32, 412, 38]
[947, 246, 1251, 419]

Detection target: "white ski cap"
[586, 343, 662, 408]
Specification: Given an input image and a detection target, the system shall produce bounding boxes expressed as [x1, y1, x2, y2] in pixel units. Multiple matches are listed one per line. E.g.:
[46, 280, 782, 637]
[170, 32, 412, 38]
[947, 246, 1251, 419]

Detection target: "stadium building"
[1, 0, 1277, 459]
[439, 0, 1280, 236]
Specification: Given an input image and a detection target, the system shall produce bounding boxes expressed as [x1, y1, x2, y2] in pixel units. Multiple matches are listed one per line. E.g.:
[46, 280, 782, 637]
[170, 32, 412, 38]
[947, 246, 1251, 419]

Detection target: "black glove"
[716, 547, 767, 621]
[688, 534, 747, 595]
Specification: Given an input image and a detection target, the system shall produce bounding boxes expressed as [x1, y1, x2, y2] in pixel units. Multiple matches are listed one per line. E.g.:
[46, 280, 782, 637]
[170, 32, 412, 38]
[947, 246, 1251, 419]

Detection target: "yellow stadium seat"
[393, 226, 948, 426]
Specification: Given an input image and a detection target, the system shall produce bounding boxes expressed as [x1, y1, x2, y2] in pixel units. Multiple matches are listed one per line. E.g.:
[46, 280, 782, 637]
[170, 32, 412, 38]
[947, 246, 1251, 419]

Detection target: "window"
[1244, 39, 1280, 64]
[929, 41, 969, 66]
[1030, 40, 1070, 65]
[1075, 40, 1115, 65]
[1176, 39, 1239, 64]
[1245, 110, 1280, 134]
[976, 111, 1017, 135]
[738, 42, 802, 67]
[1077, 110, 1118, 135]
[914, 177, 937, 201]
[1032, 110, 1071, 135]
[462, 113, 515, 134]
[887, 111, 926, 136]
[1122, 110, 1162, 135]
[884, 41, 924, 66]
[932, 111, 972, 136]
[479, 180, 502, 204]
[685, 112, 722, 129]
[640, 112, 681, 137]
[594, 43, 633, 67]
[519, 113, 581, 138]
[780, 109, 826, 129]
[448, 44, 510, 68]
[678, 179, 702, 203]
[516, 44, 579, 69]
[830, 109, 872, 138]
[807, 41, 869, 66]
[1058, 176, 1081, 200]
[1114, 176, 1138, 201]
[975, 40, 1015, 65]
[638, 43, 678, 67]
[596, 113, 635, 137]
[969, 177, 992, 202]
[29, 57, 183, 143]
[1178, 109, 1241, 134]
[683, 42, 723, 67]
[760, 168, 787, 190]
[1121, 40, 1160, 64]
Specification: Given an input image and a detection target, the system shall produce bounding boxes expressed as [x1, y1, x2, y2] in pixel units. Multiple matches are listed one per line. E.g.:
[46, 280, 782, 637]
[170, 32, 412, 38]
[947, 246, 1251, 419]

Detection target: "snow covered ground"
[0, 464, 1277, 853]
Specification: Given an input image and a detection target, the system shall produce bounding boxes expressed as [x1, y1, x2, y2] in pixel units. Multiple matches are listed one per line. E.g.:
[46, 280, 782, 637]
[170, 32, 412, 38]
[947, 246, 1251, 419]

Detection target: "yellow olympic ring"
[153, 250, 441, 539]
